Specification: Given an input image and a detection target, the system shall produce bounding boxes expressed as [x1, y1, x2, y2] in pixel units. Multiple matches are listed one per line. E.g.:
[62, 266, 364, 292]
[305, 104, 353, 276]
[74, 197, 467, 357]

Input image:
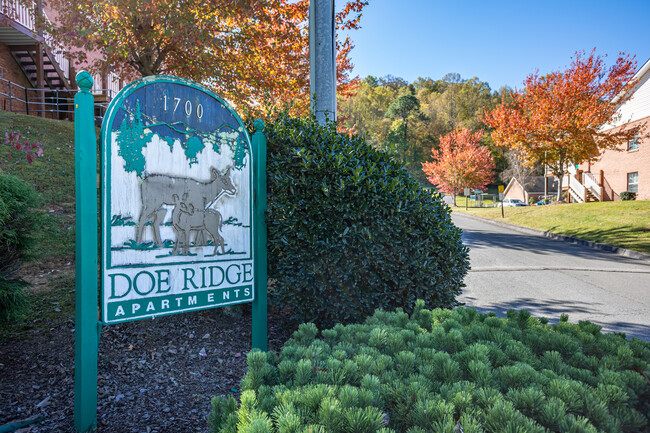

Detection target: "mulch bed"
[0, 303, 294, 432]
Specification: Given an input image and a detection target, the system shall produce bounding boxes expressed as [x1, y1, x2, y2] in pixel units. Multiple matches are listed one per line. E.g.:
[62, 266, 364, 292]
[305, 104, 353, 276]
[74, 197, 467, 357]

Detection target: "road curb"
[455, 211, 650, 262]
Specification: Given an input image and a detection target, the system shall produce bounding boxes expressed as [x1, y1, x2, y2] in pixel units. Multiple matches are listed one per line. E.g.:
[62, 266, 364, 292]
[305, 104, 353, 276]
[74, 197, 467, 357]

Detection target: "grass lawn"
[1, 111, 77, 338]
[454, 201, 650, 254]
[1, 110, 77, 257]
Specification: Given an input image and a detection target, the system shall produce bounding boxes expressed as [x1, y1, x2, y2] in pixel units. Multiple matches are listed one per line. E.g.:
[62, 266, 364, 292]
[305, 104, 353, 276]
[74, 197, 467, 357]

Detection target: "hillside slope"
[1, 111, 77, 258]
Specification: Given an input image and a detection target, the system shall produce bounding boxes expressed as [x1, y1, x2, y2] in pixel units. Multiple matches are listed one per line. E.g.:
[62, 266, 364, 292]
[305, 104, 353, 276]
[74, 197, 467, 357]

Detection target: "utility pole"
[309, 0, 336, 124]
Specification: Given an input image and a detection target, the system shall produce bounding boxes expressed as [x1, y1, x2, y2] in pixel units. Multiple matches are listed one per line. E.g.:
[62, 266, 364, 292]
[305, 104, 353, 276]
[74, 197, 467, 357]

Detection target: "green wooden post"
[74, 71, 98, 433]
[251, 119, 268, 351]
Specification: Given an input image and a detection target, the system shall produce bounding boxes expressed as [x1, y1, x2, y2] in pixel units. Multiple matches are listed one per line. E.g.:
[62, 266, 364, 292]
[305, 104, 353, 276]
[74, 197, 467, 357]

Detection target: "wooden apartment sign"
[101, 76, 255, 324]
[74, 72, 266, 433]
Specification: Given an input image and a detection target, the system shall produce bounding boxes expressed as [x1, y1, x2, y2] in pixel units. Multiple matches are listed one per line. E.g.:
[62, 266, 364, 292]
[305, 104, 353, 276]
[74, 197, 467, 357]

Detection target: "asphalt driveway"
[452, 212, 650, 340]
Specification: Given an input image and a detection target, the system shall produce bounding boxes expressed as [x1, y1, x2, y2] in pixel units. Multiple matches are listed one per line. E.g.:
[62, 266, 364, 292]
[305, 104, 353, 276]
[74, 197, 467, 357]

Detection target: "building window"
[627, 172, 638, 193]
[628, 135, 639, 151]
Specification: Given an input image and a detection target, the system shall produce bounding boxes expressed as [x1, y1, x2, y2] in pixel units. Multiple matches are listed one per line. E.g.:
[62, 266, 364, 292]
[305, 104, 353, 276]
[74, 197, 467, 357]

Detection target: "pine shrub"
[209, 302, 650, 433]
[264, 114, 469, 326]
[0, 173, 43, 320]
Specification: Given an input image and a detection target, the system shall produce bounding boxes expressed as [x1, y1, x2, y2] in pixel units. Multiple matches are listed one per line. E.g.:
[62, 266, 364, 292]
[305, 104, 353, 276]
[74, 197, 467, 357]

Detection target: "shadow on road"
[460, 295, 650, 341]
[461, 228, 645, 265]
[460, 295, 603, 317]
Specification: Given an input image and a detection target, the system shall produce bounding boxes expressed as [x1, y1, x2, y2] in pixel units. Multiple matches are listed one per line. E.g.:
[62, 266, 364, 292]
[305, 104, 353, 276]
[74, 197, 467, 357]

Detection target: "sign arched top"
[102, 75, 250, 150]
[100, 75, 258, 324]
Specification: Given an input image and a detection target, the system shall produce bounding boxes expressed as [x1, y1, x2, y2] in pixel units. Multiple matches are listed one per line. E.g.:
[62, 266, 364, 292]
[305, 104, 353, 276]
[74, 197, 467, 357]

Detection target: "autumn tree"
[483, 50, 644, 199]
[415, 75, 506, 177]
[46, 0, 368, 116]
[422, 128, 495, 206]
[340, 73, 506, 183]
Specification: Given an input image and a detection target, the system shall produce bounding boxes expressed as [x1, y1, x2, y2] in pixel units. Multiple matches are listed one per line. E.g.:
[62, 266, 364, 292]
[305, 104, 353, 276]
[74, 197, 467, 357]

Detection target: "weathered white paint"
[109, 131, 251, 267]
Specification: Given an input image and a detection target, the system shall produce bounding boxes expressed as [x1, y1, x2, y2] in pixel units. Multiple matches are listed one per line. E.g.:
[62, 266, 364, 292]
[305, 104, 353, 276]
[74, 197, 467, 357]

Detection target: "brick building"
[578, 59, 650, 201]
[0, 0, 121, 119]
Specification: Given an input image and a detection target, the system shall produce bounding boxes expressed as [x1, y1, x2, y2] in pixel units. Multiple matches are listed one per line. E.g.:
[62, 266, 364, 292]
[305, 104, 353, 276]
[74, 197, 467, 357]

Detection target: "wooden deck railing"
[0, 0, 34, 31]
[92, 72, 121, 96]
[583, 172, 602, 201]
[2, 0, 69, 79]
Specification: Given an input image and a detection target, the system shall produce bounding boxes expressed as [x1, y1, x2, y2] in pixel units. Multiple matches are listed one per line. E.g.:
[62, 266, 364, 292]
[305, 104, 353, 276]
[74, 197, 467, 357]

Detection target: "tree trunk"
[403, 118, 408, 142]
[555, 172, 563, 201]
[554, 155, 566, 201]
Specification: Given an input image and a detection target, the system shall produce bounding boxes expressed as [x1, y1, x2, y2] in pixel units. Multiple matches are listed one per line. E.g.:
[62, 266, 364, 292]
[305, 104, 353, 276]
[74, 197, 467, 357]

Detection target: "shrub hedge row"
[210, 302, 650, 433]
[620, 191, 637, 201]
[265, 115, 469, 327]
[0, 173, 43, 320]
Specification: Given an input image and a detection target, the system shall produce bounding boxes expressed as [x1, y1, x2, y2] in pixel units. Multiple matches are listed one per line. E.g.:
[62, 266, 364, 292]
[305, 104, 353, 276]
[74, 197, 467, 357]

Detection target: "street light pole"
[309, 0, 337, 125]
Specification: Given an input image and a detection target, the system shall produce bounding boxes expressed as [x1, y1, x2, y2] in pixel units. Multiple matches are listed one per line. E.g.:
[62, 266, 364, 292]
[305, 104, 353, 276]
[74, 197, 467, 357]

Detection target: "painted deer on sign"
[136, 167, 235, 246]
[171, 193, 225, 256]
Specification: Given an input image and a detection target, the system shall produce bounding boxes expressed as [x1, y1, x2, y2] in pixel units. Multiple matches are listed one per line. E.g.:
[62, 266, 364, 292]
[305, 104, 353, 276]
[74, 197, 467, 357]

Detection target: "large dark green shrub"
[209, 303, 650, 433]
[0, 173, 43, 320]
[264, 115, 469, 326]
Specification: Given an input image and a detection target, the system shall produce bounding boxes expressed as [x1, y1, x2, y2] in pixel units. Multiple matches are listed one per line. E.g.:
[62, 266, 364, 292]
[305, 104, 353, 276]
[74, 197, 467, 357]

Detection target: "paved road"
[452, 212, 650, 340]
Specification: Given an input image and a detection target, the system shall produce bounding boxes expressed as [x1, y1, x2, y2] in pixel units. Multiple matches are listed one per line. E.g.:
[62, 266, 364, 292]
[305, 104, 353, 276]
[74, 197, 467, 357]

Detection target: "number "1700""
[163, 95, 204, 119]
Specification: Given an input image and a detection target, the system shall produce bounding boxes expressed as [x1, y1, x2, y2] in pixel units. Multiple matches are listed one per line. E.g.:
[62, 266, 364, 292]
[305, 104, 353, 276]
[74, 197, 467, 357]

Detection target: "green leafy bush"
[620, 191, 637, 201]
[210, 302, 650, 433]
[265, 115, 469, 326]
[0, 173, 43, 320]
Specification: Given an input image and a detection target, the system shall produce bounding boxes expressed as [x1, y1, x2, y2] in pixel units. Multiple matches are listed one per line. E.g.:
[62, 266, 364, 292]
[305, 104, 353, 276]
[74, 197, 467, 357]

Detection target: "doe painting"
[101, 76, 254, 324]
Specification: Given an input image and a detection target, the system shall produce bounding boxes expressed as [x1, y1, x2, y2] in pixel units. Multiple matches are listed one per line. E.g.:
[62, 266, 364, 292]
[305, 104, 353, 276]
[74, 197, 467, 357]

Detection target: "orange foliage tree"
[422, 128, 495, 206]
[482, 50, 644, 199]
[46, 0, 367, 117]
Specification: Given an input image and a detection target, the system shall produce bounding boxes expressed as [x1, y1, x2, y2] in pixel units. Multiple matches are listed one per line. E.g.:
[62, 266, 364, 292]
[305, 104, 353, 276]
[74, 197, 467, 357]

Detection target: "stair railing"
[1, 76, 115, 120]
[0, 0, 34, 31]
[583, 172, 601, 201]
[91, 72, 121, 96]
[565, 173, 586, 203]
[2, 0, 71, 82]
[547, 162, 605, 203]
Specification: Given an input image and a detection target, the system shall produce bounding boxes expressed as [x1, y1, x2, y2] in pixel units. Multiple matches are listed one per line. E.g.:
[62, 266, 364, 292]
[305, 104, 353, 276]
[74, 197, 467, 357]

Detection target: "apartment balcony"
[0, 0, 39, 44]
[1, 0, 72, 89]
[1, 0, 121, 120]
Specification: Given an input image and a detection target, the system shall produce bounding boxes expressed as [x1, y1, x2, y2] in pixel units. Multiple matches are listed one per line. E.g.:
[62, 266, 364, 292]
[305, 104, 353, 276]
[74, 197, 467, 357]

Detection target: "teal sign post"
[73, 71, 98, 433]
[73, 73, 268, 432]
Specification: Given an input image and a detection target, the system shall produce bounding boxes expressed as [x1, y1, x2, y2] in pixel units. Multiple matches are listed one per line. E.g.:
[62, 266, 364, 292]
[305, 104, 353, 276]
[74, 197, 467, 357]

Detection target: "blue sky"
[341, 0, 650, 91]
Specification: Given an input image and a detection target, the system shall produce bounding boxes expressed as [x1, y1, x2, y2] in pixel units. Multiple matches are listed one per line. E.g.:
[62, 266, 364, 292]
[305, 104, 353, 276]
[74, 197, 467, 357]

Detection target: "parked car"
[502, 198, 529, 207]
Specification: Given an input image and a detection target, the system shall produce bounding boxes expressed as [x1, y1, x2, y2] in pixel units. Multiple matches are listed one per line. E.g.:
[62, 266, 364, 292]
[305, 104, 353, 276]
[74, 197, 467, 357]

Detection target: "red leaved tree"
[422, 128, 495, 206]
[1, 132, 43, 167]
[45, 0, 367, 117]
[482, 49, 645, 199]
